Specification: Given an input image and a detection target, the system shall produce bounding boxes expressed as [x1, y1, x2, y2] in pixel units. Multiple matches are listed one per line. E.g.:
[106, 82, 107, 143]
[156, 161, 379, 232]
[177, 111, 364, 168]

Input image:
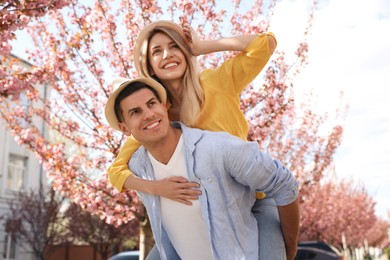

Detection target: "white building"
[0, 54, 49, 260]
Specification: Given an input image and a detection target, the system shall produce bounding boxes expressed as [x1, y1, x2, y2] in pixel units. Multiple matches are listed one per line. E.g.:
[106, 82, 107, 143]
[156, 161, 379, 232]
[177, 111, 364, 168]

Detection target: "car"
[108, 250, 140, 260]
[295, 241, 344, 260]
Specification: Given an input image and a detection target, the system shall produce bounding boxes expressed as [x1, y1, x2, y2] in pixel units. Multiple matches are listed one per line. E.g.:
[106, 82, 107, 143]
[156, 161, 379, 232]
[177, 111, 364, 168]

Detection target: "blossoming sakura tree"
[2, 0, 385, 254]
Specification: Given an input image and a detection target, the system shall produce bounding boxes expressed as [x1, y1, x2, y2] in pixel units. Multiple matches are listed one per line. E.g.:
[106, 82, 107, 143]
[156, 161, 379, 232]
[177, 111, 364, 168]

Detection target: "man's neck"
[144, 126, 182, 165]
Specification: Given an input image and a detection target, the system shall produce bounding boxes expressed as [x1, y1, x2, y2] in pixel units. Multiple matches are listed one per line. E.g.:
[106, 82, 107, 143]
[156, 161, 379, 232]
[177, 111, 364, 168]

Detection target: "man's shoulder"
[130, 146, 148, 164]
[179, 122, 244, 147]
[178, 122, 230, 137]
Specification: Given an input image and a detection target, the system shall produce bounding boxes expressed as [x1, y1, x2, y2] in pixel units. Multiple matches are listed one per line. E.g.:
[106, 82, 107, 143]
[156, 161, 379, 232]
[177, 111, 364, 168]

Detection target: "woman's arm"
[125, 174, 201, 205]
[200, 32, 276, 97]
[107, 136, 139, 192]
[182, 23, 276, 55]
[108, 137, 201, 204]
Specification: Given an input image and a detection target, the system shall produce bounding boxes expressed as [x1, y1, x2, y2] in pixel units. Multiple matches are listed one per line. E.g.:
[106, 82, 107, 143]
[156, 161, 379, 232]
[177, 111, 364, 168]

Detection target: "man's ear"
[118, 122, 132, 136]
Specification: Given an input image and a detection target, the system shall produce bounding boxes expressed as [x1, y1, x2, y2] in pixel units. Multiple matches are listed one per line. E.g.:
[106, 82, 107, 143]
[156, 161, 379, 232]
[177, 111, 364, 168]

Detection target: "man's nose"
[144, 107, 156, 119]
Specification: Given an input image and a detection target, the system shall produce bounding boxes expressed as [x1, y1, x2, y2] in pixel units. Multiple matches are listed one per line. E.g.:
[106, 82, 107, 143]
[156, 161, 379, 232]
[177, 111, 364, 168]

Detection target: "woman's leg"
[252, 197, 286, 259]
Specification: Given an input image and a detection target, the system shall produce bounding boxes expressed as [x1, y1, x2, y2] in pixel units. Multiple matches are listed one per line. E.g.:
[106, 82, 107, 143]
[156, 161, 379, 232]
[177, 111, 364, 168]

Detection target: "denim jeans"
[146, 197, 286, 260]
[253, 197, 286, 259]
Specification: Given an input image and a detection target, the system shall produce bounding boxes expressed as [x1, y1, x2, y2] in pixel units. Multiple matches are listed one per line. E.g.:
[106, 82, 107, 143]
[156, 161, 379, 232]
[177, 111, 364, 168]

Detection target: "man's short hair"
[104, 77, 167, 131]
[114, 82, 162, 122]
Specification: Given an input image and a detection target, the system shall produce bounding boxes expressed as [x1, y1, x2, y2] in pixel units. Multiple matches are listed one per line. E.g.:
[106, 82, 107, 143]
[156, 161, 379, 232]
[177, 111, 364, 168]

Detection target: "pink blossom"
[1, 0, 382, 249]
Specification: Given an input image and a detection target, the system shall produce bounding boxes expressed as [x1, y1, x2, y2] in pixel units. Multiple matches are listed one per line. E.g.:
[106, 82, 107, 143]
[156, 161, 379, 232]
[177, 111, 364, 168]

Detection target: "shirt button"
[207, 178, 212, 182]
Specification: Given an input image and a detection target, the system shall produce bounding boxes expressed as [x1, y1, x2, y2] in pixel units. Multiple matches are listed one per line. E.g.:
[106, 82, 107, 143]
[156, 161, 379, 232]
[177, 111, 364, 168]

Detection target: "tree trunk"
[139, 213, 155, 260]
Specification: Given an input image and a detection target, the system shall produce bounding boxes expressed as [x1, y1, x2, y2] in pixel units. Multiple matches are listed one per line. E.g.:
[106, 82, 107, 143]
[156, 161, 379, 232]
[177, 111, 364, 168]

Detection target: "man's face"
[118, 88, 170, 145]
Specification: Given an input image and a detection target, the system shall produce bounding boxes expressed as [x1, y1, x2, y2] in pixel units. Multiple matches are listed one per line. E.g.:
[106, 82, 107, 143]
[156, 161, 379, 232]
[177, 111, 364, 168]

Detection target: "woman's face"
[147, 32, 187, 84]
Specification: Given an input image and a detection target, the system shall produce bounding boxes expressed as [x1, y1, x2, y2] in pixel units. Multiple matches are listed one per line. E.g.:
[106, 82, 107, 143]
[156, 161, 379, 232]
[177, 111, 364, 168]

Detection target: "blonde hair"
[136, 27, 205, 126]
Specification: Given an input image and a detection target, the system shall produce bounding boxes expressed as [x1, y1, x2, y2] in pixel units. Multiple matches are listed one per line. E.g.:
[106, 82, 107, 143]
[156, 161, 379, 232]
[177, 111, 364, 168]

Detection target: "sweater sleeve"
[201, 32, 276, 96]
[107, 136, 141, 192]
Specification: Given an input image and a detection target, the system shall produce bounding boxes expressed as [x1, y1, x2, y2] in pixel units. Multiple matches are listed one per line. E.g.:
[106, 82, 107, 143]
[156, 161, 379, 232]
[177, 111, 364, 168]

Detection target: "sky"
[9, 0, 390, 219]
[269, 0, 390, 219]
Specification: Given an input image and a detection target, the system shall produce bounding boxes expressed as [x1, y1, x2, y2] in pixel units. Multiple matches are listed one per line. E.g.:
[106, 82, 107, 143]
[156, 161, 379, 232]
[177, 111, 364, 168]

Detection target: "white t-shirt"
[148, 136, 213, 260]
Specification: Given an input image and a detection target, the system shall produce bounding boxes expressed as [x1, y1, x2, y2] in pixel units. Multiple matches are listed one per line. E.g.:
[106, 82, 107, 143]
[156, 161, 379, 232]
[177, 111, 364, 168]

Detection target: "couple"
[106, 20, 299, 259]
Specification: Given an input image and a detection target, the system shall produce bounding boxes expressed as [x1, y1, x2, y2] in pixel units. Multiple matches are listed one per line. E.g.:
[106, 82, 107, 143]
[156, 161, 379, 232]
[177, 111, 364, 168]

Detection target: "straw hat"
[104, 77, 167, 131]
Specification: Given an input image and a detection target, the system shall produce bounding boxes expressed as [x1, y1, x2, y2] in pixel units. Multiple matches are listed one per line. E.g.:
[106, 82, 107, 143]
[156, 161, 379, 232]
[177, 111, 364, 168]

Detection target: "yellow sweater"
[108, 33, 275, 192]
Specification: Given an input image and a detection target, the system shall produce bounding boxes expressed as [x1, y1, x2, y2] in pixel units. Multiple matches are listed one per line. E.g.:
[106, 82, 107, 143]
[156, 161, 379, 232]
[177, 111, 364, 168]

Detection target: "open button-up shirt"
[129, 122, 299, 260]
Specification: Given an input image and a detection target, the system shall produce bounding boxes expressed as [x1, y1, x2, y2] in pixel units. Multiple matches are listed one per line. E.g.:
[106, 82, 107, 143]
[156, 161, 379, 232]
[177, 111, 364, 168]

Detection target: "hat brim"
[104, 77, 167, 131]
[133, 20, 187, 75]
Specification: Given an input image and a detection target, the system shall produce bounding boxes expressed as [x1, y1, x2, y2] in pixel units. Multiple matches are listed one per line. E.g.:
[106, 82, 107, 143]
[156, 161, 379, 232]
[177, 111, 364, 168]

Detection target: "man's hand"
[154, 176, 201, 205]
[278, 198, 300, 260]
[285, 240, 298, 260]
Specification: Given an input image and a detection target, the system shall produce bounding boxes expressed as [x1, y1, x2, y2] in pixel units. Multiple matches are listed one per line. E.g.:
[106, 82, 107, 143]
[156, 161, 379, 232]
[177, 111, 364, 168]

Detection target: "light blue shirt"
[129, 122, 299, 260]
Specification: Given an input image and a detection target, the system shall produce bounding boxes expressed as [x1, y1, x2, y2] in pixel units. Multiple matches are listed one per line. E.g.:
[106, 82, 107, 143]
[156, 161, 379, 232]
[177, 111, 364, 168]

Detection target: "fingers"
[175, 194, 201, 206]
[159, 176, 201, 203]
[167, 176, 200, 188]
[167, 175, 190, 182]
[176, 199, 193, 206]
[174, 183, 202, 200]
[182, 23, 191, 32]
[181, 182, 201, 189]
[181, 23, 193, 43]
[179, 186, 202, 196]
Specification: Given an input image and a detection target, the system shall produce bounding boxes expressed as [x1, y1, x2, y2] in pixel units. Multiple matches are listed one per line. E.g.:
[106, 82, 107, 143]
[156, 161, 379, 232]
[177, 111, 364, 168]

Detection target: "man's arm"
[278, 198, 300, 260]
[221, 137, 300, 259]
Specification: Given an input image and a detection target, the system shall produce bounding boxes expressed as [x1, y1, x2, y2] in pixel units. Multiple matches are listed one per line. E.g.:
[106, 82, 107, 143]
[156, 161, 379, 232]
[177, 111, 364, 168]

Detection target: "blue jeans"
[253, 197, 286, 259]
[146, 197, 286, 260]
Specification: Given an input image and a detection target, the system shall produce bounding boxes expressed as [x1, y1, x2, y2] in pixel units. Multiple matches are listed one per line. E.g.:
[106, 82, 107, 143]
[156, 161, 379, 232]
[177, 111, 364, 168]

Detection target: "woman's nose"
[163, 48, 173, 59]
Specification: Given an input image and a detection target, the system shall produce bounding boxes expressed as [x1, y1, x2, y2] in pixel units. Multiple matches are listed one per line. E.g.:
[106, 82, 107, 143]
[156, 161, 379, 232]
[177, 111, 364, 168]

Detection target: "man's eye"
[130, 110, 139, 116]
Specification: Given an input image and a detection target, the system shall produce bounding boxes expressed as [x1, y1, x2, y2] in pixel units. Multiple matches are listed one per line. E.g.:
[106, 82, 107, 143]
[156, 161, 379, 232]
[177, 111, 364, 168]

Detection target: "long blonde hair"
[136, 27, 205, 126]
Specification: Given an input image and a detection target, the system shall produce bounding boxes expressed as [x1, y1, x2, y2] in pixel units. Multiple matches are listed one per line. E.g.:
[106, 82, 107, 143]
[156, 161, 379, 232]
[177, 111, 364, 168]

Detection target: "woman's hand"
[154, 176, 202, 205]
[182, 23, 202, 56]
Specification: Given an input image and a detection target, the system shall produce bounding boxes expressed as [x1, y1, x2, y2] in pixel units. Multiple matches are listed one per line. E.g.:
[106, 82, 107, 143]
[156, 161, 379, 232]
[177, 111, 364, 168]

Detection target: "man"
[104, 77, 300, 260]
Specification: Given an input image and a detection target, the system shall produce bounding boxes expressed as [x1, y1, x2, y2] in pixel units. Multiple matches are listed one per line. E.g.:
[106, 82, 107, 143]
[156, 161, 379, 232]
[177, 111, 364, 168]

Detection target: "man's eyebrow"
[126, 96, 157, 115]
[127, 106, 139, 115]
[146, 96, 158, 103]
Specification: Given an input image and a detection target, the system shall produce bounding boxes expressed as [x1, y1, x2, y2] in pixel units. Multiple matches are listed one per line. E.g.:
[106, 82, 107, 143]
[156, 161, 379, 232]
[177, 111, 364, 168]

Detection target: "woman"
[108, 20, 297, 259]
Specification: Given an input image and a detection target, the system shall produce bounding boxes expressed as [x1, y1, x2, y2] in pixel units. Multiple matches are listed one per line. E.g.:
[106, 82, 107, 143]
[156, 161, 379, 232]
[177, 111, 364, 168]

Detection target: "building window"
[18, 93, 31, 128]
[3, 233, 16, 260]
[7, 154, 27, 191]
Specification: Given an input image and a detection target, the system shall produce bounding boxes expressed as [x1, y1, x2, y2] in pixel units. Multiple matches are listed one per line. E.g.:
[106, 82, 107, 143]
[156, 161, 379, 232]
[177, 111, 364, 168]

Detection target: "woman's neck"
[163, 79, 183, 107]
